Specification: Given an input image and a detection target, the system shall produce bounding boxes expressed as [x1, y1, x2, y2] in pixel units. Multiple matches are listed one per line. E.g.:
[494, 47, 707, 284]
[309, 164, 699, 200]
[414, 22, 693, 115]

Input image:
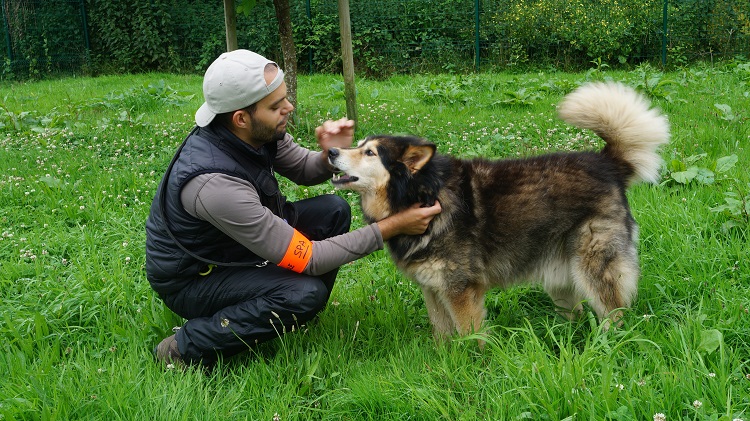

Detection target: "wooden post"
[337, 0, 357, 123]
[224, 0, 238, 52]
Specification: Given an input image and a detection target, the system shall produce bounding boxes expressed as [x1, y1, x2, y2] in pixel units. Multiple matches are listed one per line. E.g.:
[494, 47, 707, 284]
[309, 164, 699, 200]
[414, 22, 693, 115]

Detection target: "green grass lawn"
[0, 62, 748, 420]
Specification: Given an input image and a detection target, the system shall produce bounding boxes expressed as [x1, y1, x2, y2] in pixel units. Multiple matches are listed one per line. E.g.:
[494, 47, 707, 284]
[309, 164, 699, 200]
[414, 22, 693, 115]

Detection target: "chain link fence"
[2, 0, 749, 79]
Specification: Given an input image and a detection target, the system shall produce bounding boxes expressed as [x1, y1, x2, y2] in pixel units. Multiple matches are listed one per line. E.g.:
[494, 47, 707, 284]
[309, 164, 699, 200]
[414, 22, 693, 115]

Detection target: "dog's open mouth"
[331, 172, 359, 186]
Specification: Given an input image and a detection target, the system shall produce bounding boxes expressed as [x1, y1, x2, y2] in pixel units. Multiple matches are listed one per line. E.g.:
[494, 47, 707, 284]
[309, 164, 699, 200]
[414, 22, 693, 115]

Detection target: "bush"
[1, 0, 749, 79]
[668, 0, 750, 61]
[2, 0, 88, 79]
[485, 0, 661, 69]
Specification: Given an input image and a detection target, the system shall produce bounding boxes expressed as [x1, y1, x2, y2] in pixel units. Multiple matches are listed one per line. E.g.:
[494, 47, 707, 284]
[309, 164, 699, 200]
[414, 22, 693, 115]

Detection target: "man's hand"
[377, 201, 442, 241]
[316, 118, 355, 156]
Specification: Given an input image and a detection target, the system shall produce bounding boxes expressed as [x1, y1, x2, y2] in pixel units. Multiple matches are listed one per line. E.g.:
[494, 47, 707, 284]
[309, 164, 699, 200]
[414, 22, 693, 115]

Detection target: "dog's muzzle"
[327, 148, 359, 186]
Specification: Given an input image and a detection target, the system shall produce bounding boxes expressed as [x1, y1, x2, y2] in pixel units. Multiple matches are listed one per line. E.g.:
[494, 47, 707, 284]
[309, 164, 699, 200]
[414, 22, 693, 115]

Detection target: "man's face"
[247, 80, 294, 146]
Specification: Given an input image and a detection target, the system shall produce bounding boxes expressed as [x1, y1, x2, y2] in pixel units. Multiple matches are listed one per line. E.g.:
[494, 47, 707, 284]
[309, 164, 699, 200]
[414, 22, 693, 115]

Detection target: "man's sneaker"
[154, 334, 184, 370]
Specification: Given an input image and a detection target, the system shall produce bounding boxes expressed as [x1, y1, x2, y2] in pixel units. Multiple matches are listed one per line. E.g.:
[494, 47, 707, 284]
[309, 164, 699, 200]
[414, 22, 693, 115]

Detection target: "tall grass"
[0, 62, 748, 420]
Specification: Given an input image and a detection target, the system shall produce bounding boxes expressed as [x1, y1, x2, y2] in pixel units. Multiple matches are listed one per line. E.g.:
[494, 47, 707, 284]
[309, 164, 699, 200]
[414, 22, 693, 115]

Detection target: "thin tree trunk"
[272, 0, 297, 108]
[338, 0, 357, 122]
[223, 0, 238, 51]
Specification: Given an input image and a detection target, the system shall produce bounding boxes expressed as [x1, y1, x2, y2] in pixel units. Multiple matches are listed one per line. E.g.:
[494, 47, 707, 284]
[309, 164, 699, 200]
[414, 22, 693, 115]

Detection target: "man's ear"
[401, 144, 436, 174]
[232, 109, 251, 129]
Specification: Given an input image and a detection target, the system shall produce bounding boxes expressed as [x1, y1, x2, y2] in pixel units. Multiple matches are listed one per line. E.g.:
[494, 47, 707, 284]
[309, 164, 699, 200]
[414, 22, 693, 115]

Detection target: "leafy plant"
[710, 183, 750, 229]
[714, 103, 741, 122]
[632, 64, 681, 102]
[416, 77, 473, 105]
[735, 62, 750, 81]
[494, 87, 541, 106]
[663, 153, 747, 230]
[0, 101, 39, 132]
[101, 81, 194, 112]
[584, 57, 613, 79]
[661, 154, 737, 186]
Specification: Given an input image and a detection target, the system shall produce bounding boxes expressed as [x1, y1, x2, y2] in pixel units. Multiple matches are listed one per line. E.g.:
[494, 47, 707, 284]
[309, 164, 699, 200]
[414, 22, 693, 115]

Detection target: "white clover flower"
[654, 413, 666, 421]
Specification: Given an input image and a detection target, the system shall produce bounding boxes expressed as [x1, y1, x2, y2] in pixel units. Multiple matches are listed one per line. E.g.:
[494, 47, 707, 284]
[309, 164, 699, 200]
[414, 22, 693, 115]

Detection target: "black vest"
[145, 124, 285, 294]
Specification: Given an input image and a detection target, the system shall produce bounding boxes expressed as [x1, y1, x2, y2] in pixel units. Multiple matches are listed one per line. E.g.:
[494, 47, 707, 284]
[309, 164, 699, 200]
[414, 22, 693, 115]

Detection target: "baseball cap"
[194, 49, 285, 127]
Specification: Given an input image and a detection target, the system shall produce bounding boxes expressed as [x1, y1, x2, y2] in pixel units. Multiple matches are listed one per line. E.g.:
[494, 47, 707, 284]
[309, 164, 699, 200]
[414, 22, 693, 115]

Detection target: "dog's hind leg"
[421, 286, 455, 343]
[541, 258, 584, 320]
[545, 286, 584, 321]
[571, 218, 640, 329]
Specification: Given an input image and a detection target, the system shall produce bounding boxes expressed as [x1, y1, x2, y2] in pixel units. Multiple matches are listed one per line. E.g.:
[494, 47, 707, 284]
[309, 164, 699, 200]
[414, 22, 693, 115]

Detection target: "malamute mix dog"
[328, 82, 669, 340]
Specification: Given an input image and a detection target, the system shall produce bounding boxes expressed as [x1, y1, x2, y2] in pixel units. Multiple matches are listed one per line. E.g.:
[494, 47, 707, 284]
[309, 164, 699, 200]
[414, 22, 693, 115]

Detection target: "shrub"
[485, 0, 661, 68]
[2, 0, 749, 78]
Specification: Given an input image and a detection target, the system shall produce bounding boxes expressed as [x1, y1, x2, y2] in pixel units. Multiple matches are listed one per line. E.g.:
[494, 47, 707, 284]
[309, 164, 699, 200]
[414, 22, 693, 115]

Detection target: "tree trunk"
[272, 0, 297, 108]
[338, 0, 357, 123]
[223, 0, 238, 51]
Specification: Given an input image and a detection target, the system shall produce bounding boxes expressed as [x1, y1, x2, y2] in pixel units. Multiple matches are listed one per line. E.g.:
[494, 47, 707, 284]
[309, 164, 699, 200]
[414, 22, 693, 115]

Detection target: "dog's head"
[328, 135, 438, 220]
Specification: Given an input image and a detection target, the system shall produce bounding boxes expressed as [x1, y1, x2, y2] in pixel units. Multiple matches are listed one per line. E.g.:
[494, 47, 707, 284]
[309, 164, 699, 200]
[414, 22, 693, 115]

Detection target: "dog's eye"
[364, 149, 376, 156]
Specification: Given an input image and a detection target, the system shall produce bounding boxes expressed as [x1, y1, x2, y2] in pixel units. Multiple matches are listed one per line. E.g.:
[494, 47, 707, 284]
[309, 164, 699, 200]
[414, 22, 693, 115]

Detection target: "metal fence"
[1, 0, 90, 78]
[2, 0, 749, 79]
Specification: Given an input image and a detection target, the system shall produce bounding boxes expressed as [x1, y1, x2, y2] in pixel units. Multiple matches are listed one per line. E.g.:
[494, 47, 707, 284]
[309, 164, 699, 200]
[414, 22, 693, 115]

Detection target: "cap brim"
[195, 102, 216, 127]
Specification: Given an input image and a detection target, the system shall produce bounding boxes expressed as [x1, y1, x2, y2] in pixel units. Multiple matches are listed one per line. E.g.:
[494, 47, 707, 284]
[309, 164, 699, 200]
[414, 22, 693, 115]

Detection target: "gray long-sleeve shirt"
[180, 133, 384, 276]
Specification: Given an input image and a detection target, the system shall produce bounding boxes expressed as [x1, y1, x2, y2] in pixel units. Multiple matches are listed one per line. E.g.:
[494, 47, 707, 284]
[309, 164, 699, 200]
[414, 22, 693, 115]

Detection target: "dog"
[328, 82, 669, 341]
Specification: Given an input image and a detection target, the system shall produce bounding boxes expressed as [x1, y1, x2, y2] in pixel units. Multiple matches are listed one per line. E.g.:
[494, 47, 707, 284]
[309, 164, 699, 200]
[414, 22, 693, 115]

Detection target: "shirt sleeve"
[181, 173, 383, 276]
[306, 222, 384, 275]
[273, 133, 335, 186]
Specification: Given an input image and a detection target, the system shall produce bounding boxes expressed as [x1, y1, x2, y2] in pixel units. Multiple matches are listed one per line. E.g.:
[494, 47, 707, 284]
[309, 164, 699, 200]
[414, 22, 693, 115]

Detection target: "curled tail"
[557, 82, 670, 185]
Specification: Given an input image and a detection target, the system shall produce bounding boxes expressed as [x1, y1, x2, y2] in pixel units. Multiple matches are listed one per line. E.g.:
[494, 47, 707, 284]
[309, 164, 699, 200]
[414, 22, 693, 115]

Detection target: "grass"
[0, 62, 749, 420]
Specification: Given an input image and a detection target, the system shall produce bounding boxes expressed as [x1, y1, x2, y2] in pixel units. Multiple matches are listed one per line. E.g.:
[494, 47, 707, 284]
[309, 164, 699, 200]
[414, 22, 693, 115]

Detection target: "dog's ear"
[401, 144, 436, 174]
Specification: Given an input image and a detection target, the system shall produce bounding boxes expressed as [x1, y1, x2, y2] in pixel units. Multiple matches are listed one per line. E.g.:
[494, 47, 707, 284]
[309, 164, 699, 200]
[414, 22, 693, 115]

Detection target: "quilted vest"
[145, 124, 284, 294]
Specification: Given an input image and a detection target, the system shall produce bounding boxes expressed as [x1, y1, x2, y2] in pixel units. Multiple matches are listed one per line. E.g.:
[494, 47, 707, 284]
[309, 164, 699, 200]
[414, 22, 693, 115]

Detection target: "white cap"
[194, 49, 285, 127]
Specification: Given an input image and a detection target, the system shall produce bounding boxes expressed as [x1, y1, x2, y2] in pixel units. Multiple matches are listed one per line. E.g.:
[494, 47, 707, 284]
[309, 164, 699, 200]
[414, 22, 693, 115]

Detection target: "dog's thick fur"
[328, 82, 669, 340]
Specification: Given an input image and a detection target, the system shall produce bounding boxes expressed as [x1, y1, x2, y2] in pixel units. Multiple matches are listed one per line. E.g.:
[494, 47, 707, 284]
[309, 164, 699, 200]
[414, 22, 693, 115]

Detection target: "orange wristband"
[277, 229, 312, 273]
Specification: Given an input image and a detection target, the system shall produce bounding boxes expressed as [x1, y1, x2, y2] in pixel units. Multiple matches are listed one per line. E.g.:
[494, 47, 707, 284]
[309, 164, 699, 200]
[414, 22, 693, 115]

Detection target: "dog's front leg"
[421, 286, 454, 343]
[445, 283, 488, 340]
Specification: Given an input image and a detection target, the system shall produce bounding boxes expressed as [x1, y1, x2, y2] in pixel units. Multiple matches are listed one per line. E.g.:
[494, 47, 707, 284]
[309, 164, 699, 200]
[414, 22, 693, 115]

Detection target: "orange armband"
[277, 229, 312, 273]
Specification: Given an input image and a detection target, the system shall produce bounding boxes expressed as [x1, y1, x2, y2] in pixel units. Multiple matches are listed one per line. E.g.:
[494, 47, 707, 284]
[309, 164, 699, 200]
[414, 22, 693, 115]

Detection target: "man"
[145, 49, 441, 368]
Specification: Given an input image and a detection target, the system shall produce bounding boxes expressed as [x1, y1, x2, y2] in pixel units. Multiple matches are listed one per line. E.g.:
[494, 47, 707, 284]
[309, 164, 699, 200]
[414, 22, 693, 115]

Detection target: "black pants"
[163, 194, 351, 365]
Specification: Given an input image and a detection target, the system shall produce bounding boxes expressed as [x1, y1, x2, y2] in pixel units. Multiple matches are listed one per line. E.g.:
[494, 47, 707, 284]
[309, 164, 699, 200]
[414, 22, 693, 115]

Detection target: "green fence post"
[2, 0, 13, 63]
[661, 0, 667, 66]
[80, 0, 91, 65]
[306, 0, 312, 73]
[475, 0, 480, 72]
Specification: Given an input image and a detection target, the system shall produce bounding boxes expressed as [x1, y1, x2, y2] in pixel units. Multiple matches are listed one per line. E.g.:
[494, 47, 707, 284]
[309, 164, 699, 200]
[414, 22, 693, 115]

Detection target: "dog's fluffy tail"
[557, 82, 670, 185]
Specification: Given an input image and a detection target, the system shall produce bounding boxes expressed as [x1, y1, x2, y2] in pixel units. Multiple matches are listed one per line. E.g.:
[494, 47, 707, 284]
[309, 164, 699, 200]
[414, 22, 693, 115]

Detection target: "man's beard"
[250, 117, 287, 144]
